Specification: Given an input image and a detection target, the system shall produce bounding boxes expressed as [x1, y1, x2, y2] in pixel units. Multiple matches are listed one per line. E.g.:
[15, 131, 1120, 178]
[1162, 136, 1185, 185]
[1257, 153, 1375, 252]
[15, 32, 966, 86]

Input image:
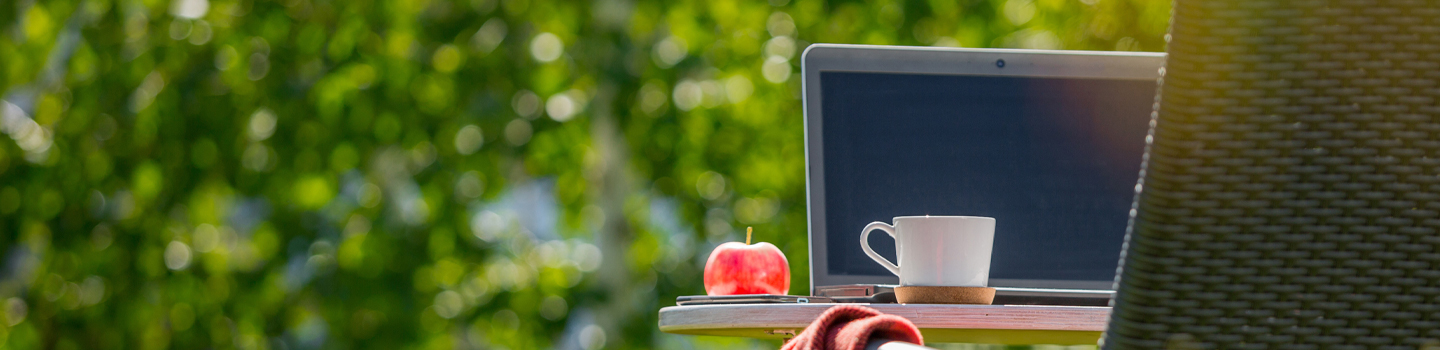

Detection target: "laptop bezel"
[801, 44, 1165, 295]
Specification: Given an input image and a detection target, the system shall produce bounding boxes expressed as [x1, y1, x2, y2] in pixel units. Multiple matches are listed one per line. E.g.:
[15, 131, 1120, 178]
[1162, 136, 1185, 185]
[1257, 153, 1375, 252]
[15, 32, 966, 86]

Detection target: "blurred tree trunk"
[588, 84, 643, 347]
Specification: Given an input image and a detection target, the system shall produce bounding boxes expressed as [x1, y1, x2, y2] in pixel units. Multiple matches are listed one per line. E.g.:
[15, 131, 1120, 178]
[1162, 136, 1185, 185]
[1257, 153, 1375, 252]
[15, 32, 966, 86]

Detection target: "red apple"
[704, 228, 790, 295]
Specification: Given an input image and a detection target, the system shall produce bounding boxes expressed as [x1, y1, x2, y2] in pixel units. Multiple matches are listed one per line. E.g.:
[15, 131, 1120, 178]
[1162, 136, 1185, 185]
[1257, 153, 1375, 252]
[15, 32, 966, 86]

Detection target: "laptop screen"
[820, 71, 1154, 287]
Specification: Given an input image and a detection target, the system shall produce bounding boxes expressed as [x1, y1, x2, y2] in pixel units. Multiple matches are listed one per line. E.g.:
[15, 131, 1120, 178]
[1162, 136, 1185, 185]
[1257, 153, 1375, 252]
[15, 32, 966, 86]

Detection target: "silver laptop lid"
[801, 44, 1163, 294]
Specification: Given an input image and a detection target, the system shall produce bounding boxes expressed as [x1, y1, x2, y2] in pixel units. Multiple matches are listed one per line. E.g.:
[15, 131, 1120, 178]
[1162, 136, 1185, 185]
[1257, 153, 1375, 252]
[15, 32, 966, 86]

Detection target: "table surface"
[658, 303, 1112, 345]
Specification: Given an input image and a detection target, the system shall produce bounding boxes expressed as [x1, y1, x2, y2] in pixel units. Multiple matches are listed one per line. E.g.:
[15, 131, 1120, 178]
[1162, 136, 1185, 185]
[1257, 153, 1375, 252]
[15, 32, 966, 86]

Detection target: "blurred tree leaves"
[0, 0, 1166, 348]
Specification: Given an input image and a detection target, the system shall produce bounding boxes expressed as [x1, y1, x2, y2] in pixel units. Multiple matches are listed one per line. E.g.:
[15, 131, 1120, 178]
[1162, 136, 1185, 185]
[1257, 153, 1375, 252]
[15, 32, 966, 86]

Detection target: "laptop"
[801, 44, 1164, 306]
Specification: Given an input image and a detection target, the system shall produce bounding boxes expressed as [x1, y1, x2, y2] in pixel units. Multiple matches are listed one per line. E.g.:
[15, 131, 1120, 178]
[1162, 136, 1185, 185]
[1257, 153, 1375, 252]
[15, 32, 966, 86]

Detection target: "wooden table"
[659, 303, 1111, 345]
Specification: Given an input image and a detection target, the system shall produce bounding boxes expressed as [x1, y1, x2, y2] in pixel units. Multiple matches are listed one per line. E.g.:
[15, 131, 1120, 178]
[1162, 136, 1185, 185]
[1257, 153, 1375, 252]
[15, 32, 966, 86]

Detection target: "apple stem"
[746, 227, 752, 245]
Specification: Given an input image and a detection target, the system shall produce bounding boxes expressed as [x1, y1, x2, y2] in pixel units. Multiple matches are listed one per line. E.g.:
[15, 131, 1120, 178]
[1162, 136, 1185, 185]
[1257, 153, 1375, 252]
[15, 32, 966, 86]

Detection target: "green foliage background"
[0, 0, 1167, 348]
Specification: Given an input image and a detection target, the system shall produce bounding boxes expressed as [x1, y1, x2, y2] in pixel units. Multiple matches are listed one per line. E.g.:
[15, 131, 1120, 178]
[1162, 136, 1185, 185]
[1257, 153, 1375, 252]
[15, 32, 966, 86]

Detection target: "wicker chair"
[1103, 0, 1440, 349]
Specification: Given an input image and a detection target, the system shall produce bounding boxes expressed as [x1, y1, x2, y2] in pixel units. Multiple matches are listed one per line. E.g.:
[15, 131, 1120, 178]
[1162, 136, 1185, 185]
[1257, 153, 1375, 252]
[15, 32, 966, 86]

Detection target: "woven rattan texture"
[1103, 1, 1440, 349]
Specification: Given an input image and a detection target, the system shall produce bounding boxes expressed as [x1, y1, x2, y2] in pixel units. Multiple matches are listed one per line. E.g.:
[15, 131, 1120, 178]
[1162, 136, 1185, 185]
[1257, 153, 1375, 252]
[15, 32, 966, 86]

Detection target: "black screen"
[821, 71, 1154, 284]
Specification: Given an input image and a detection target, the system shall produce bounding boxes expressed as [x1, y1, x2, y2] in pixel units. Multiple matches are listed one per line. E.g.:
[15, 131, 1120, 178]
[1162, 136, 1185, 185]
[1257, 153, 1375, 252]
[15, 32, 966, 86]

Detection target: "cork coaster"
[894, 286, 996, 305]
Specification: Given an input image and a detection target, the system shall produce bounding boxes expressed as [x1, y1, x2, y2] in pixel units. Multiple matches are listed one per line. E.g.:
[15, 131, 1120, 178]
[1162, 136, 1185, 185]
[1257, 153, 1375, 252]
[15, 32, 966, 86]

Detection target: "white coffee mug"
[861, 216, 996, 287]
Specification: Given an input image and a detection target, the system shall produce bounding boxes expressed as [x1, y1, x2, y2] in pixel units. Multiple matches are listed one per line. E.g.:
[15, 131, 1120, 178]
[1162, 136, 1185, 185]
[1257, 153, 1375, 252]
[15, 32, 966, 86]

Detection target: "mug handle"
[861, 222, 901, 277]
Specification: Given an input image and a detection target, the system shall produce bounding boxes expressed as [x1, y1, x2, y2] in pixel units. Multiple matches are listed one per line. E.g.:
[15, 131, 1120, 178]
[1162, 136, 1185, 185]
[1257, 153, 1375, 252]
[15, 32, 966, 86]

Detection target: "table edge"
[659, 303, 1113, 332]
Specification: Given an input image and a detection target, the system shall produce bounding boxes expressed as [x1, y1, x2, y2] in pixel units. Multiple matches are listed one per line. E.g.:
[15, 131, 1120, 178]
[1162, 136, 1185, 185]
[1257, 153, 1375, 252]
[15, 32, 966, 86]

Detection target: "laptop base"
[816, 284, 1112, 306]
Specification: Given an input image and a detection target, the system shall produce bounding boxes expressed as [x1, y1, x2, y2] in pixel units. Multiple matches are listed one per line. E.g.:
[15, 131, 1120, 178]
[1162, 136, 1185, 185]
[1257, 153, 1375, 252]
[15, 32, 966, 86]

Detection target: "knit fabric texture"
[780, 305, 924, 350]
